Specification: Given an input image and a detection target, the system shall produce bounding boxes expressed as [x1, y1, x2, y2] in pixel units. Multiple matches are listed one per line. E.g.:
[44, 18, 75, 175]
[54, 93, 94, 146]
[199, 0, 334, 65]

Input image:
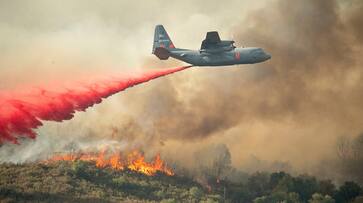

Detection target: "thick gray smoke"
[116, 0, 363, 169]
[138, 0, 363, 140]
[121, 0, 363, 179]
[1, 0, 363, 183]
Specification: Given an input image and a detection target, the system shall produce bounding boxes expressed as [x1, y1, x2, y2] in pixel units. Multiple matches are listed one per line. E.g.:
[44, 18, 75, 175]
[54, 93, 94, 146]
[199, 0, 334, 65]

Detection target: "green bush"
[71, 161, 87, 178]
[253, 192, 301, 203]
[334, 181, 362, 203]
[189, 186, 203, 200]
[201, 197, 220, 203]
[309, 193, 335, 203]
[160, 198, 177, 203]
[112, 176, 129, 187]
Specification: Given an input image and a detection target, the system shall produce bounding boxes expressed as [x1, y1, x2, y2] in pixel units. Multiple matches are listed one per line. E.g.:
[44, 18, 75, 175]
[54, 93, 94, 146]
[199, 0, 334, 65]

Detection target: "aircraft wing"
[200, 31, 235, 53]
[201, 31, 221, 50]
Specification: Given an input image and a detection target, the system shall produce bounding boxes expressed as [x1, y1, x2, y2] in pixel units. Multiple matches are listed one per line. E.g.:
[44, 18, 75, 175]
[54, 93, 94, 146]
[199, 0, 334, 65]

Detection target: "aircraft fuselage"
[169, 47, 271, 66]
[152, 25, 271, 67]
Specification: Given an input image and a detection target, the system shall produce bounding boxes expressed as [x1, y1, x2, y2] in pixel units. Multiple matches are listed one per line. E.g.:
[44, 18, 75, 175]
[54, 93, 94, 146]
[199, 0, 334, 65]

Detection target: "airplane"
[152, 25, 271, 66]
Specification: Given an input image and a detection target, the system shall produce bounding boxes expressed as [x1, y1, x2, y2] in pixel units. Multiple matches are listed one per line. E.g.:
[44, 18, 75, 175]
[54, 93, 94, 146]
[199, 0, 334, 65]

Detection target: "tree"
[318, 180, 336, 197]
[334, 181, 362, 203]
[272, 174, 319, 201]
[269, 171, 290, 190]
[247, 172, 270, 198]
[253, 192, 301, 203]
[195, 144, 232, 180]
[211, 144, 232, 180]
[189, 187, 203, 201]
[291, 175, 319, 202]
[337, 134, 363, 184]
[274, 175, 295, 193]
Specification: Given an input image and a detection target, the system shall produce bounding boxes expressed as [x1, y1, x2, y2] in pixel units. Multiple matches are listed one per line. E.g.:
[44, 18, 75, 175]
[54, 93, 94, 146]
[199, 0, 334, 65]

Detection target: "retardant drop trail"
[0, 66, 191, 144]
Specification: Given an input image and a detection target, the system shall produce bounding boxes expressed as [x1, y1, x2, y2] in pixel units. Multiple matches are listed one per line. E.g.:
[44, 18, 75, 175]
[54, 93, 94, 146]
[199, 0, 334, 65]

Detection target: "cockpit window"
[251, 48, 264, 55]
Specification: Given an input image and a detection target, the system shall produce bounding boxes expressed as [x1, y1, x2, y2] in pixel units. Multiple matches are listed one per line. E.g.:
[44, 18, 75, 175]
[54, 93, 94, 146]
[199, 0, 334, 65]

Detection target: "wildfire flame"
[44, 150, 174, 176]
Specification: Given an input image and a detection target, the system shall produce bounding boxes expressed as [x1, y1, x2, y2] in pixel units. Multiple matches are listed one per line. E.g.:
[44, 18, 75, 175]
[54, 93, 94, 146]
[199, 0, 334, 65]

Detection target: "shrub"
[160, 198, 177, 203]
[189, 186, 203, 200]
[253, 192, 301, 203]
[334, 181, 362, 203]
[112, 176, 129, 187]
[309, 193, 335, 203]
[71, 161, 87, 178]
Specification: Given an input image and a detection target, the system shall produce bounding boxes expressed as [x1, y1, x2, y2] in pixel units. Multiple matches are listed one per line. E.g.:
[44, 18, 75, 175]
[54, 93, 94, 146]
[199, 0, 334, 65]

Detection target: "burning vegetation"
[43, 150, 174, 176]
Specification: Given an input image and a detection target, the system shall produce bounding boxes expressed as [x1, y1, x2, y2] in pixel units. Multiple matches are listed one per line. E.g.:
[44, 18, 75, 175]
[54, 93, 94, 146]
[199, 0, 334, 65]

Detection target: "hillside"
[0, 161, 218, 203]
[0, 161, 362, 203]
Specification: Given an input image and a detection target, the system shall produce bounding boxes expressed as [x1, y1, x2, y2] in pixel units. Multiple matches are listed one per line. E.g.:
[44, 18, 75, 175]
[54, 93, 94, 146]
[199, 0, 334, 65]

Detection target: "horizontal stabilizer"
[153, 47, 170, 60]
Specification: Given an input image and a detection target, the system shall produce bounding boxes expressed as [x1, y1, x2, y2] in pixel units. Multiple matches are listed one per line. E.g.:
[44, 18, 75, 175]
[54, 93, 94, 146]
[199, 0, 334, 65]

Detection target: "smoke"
[143, 0, 363, 139]
[0, 0, 363, 183]
[117, 0, 363, 178]
[0, 66, 189, 143]
[335, 133, 363, 184]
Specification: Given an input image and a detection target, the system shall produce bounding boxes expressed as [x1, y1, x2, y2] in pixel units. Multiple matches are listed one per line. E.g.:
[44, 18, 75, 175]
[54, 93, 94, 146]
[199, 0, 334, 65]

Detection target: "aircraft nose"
[265, 53, 271, 60]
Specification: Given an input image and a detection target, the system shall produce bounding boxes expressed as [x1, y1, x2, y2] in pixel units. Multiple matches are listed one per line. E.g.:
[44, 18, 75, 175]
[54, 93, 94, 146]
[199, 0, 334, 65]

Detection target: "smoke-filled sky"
[1, 0, 363, 181]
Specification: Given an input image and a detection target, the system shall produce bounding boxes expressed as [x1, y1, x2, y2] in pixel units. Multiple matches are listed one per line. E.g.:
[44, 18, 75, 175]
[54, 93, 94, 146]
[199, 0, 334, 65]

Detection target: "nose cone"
[262, 52, 271, 62]
[266, 53, 271, 60]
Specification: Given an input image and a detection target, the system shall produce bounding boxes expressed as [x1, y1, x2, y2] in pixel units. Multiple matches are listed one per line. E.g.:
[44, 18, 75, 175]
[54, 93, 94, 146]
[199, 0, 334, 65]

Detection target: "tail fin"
[152, 25, 175, 60]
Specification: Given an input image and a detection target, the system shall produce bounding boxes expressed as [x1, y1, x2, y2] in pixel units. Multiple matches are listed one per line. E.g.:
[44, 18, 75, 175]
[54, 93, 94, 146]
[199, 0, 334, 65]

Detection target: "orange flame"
[44, 150, 174, 176]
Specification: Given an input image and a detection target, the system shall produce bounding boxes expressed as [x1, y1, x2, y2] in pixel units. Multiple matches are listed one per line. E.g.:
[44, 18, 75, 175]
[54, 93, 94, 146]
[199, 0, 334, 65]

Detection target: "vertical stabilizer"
[152, 25, 175, 60]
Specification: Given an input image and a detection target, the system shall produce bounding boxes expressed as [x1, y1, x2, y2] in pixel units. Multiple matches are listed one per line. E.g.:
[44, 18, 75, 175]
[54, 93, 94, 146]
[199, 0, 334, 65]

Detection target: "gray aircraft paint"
[152, 25, 271, 66]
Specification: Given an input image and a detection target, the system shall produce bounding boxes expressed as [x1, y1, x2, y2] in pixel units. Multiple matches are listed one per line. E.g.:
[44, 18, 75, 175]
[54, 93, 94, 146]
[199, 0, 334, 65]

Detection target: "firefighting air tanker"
[152, 25, 271, 66]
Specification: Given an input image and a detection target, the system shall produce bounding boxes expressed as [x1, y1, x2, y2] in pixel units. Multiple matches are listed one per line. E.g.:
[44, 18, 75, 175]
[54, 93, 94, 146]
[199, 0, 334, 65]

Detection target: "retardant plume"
[0, 66, 190, 144]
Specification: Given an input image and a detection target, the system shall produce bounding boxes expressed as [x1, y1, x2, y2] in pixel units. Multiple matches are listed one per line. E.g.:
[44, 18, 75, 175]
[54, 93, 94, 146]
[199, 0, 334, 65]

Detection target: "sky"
[0, 0, 362, 182]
